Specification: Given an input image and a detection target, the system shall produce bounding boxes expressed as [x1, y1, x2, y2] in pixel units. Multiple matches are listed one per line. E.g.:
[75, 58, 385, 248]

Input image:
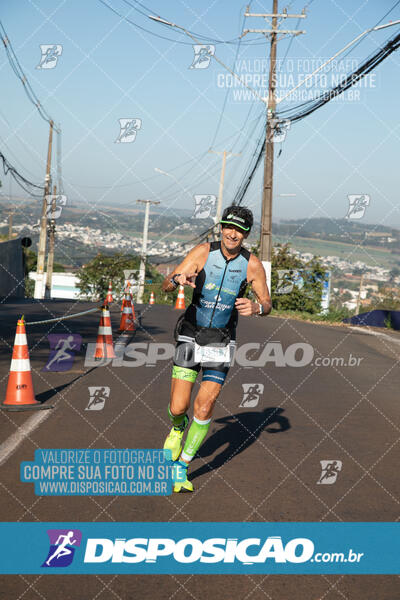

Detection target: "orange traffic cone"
[94, 305, 116, 359]
[174, 285, 186, 310]
[149, 291, 155, 305]
[119, 288, 135, 332]
[2, 317, 50, 411]
[106, 281, 113, 304]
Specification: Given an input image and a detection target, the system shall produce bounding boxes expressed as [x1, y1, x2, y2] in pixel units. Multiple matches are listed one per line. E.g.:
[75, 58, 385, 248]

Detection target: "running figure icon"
[317, 460, 343, 484]
[45, 531, 77, 566]
[44, 334, 81, 371]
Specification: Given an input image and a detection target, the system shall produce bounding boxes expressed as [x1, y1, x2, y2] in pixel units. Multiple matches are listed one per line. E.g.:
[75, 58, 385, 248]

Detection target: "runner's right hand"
[177, 273, 197, 288]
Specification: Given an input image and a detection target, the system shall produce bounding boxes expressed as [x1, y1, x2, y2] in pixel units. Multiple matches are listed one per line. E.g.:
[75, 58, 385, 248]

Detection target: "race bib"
[194, 343, 230, 364]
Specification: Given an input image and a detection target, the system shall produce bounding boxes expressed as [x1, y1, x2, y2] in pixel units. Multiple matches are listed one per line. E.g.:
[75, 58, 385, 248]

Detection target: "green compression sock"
[181, 416, 211, 462]
[168, 404, 187, 430]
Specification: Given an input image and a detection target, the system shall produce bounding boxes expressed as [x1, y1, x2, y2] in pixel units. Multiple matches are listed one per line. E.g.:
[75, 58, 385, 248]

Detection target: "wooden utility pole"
[34, 120, 54, 299]
[355, 273, 364, 315]
[5, 208, 14, 239]
[242, 2, 305, 290]
[208, 149, 241, 240]
[260, 0, 278, 292]
[45, 184, 57, 299]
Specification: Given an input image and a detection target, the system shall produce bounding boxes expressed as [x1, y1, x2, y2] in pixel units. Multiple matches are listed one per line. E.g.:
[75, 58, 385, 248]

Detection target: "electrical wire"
[0, 150, 45, 196]
[0, 20, 59, 133]
[99, 0, 268, 46]
[277, 0, 400, 116]
[231, 16, 400, 205]
[208, 1, 254, 150]
[277, 29, 400, 123]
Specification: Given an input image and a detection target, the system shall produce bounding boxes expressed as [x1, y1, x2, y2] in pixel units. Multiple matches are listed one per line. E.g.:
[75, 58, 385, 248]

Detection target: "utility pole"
[355, 273, 364, 315]
[45, 184, 57, 299]
[136, 199, 160, 303]
[208, 149, 241, 240]
[242, 2, 305, 290]
[5, 208, 14, 239]
[34, 120, 54, 299]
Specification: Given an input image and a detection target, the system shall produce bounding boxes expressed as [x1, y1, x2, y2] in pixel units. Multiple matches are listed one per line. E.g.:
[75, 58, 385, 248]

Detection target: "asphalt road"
[0, 299, 399, 599]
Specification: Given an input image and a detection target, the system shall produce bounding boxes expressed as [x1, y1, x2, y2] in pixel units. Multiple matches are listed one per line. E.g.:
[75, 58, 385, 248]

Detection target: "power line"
[208, 1, 255, 150]
[0, 150, 45, 196]
[99, 0, 269, 46]
[0, 19, 59, 133]
[231, 20, 400, 206]
[277, 28, 400, 123]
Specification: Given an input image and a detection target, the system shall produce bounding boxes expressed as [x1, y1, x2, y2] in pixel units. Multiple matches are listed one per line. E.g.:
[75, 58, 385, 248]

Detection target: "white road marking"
[0, 410, 52, 467]
[348, 326, 400, 346]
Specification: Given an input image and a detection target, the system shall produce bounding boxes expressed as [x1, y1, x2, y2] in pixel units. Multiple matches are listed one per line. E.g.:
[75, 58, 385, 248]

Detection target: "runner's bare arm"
[235, 255, 272, 316]
[162, 243, 209, 292]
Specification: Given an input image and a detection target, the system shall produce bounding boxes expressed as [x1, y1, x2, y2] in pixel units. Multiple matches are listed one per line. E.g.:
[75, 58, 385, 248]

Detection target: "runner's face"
[221, 225, 247, 253]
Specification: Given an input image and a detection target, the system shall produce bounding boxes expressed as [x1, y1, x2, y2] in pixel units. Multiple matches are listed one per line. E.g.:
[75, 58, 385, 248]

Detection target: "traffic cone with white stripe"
[94, 305, 116, 359]
[105, 281, 113, 304]
[2, 317, 49, 411]
[174, 285, 186, 309]
[119, 287, 135, 332]
[149, 291, 155, 305]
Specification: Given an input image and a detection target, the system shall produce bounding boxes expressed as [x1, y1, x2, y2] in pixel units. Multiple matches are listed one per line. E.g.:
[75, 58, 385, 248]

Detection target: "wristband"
[170, 274, 181, 288]
[258, 303, 264, 316]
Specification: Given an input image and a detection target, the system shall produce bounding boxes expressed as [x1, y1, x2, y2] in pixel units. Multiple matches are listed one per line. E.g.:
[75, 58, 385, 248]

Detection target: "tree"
[362, 289, 400, 311]
[76, 252, 164, 302]
[271, 244, 326, 314]
[77, 253, 139, 301]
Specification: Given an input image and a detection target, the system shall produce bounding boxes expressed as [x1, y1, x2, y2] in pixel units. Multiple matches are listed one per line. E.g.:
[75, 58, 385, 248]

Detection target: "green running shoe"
[163, 415, 189, 461]
[173, 460, 193, 493]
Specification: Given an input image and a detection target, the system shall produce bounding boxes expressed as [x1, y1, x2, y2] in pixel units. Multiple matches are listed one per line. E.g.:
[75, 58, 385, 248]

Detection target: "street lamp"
[154, 167, 194, 202]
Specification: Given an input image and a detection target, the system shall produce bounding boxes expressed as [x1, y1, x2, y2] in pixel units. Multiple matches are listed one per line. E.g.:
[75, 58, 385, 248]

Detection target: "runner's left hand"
[235, 298, 258, 316]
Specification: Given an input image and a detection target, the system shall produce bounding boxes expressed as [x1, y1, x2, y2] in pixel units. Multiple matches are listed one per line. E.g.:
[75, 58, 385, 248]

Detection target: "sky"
[0, 0, 399, 228]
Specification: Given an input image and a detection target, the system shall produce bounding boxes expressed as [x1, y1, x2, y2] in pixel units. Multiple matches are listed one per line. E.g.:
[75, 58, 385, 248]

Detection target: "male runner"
[162, 205, 271, 492]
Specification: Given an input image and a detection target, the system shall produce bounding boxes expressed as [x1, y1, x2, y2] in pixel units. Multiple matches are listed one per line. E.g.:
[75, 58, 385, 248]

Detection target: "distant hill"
[272, 217, 399, 236]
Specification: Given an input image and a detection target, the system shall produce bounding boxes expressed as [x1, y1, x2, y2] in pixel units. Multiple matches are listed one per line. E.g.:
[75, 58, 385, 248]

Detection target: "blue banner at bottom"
[0, 522, 398, 574]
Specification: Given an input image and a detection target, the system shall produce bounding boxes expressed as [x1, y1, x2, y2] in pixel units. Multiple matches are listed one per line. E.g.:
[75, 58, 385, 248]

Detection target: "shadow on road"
[35, 367, 98, 406]
[190, 407, 290, 481]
